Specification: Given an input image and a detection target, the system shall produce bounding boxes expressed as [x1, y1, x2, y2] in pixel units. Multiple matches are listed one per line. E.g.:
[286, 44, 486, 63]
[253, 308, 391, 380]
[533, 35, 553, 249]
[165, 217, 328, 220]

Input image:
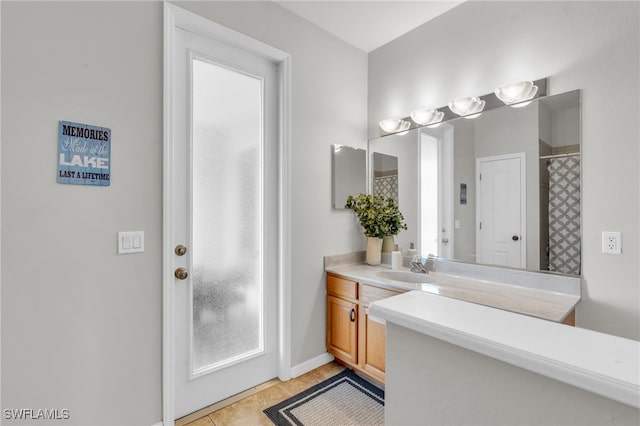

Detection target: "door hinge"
[479, 173, 482, 181]
[479, 222, 482, 230]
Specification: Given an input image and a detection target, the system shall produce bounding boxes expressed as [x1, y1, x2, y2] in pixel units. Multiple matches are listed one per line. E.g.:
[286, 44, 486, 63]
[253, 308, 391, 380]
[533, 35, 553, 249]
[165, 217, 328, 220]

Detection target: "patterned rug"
[263, 369, 384, 426]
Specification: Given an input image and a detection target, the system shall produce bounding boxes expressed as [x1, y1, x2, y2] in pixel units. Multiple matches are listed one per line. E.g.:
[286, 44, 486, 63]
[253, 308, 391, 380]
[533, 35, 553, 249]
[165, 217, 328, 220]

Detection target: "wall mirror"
[332, 144, 366, 209]
[368, 90, 581, 275]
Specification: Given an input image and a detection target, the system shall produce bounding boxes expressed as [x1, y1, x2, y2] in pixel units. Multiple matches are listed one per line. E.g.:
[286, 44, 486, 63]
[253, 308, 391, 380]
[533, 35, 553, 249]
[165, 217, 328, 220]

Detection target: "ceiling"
[274, 1, 464, 52]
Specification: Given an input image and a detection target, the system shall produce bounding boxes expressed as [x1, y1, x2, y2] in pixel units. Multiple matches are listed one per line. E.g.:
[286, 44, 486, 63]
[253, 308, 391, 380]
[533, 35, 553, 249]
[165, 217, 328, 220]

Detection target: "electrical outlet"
[602, 231, 622, 254]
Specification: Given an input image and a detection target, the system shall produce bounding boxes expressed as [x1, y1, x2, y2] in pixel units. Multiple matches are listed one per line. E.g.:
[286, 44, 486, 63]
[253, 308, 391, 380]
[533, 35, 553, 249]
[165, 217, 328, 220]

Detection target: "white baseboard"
[290, 352, 335, 378]
[151, 422, 164, 426]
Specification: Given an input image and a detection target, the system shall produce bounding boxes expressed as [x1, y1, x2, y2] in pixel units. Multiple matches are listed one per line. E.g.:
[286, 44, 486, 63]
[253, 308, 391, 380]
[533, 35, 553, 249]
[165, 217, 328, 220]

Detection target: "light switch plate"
[118, 231, 144, 254]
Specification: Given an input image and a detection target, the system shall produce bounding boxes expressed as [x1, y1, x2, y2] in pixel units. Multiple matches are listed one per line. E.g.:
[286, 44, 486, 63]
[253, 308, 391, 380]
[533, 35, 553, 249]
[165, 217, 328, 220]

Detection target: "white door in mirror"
[476, 153, 526, 268]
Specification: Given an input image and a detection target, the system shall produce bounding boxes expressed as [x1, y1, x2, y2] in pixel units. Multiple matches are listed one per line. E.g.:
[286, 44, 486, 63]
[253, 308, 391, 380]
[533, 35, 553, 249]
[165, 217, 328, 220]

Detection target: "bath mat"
[263, 369, 384, 426]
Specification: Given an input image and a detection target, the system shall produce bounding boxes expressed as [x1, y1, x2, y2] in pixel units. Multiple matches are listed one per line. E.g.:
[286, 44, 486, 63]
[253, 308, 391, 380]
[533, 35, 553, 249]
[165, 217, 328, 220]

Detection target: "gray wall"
[2, 2, 163, 424]
[452, 120, 476, 262]
[539, 102, 553, 146]
[369, 1, 640, 340]
[552, 105, 580, 148]
[385, 323, 640, 425]
[1, 1, 367, 424]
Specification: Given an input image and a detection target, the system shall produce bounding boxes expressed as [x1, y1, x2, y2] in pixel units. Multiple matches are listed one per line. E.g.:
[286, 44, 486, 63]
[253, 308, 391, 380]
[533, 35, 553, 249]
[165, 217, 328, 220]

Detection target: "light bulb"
[410, 109, 444, 126]
[448, 96, 485, 119]
[379, 118, 411, 134]
[495, 81, 538, 106]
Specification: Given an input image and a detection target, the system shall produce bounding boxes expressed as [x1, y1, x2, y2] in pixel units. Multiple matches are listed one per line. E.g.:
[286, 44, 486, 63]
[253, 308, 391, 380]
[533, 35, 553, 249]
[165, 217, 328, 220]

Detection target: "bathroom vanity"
[325, 253, 580, 383]
[325, 254, 638, 424]
[326, 272, 403, 383]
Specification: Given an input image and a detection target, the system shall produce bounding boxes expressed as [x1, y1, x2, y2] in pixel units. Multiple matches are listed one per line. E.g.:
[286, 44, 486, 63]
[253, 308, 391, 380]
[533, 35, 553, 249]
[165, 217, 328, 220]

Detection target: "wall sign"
[57, 120, 111, 186]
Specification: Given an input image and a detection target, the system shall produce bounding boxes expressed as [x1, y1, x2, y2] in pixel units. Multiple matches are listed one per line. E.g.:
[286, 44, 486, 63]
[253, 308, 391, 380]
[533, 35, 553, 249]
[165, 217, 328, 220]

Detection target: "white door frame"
[418, 126, 454, 258]
[162, 3, 291, 423]
[475, 152, 526, 268]
[0, 5, 3, 415]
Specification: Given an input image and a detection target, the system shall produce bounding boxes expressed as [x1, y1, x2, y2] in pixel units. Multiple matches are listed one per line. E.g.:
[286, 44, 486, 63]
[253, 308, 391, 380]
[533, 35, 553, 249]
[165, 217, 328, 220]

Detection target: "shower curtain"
[548, 156, 581, 275]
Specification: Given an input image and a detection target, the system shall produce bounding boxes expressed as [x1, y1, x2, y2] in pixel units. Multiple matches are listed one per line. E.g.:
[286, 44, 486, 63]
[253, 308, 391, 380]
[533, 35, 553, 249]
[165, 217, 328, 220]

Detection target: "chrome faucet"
[410, 255, 428, 274]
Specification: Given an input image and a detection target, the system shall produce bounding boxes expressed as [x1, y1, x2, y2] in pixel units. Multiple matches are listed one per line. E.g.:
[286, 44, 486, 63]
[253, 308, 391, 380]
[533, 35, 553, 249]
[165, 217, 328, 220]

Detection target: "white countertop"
[326, 263, 579, 322]
[369, 291, 640, 409]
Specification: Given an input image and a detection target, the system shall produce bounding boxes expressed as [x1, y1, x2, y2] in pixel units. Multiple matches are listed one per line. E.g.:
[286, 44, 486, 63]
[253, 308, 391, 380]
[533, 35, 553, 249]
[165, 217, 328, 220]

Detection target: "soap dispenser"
[391, 244, 402, 270]
[406, 242, 417, 257]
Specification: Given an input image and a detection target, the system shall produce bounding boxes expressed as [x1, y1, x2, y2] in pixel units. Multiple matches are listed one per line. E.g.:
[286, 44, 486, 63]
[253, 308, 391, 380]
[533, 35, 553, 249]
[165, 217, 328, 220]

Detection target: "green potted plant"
[345, 193, 408, 265]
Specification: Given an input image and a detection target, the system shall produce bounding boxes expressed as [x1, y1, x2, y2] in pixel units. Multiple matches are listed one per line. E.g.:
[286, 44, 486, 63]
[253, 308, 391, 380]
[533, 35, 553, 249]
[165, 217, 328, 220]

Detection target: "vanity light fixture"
[448, 96, 486, 119]
[410, 108, 444, 127]
[495, 80, 539, 108]
[377, 78, 546, 137]
[379, 118, 411, 134]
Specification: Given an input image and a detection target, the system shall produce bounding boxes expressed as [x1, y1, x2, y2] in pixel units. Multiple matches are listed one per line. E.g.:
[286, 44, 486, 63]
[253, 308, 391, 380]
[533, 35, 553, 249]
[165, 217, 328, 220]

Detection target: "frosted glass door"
[191, 58, 263, 374]
[172, 25, 278, 418]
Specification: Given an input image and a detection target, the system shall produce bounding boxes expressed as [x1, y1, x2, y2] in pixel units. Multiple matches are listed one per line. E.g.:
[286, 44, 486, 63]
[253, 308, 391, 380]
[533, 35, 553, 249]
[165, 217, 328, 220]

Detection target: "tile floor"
[180, 362, 346, 426]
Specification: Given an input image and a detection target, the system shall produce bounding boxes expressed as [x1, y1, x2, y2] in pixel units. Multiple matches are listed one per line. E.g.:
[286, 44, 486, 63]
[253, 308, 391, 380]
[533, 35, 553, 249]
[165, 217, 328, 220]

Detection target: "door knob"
[512, 235, 520, 241]
[442, 238, 449, 243]
[174, 244, 187, 256]
[174, 267, 188, 280]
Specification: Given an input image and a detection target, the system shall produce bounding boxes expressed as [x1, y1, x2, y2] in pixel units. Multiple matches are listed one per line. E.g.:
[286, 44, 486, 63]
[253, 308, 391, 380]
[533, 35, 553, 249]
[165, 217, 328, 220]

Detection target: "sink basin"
[377, 271, 436, 284]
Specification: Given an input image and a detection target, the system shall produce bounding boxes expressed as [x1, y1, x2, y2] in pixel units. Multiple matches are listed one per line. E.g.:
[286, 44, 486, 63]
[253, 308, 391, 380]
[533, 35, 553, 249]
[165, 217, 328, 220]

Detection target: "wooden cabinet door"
[359, 284, 401, 383]
[327, 295, 358, 364]
[362, 310, 386, 382]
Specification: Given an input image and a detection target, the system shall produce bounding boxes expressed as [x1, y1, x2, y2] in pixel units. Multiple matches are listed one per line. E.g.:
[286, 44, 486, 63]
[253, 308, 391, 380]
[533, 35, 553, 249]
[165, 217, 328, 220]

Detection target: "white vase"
[366, 237, 383, 266]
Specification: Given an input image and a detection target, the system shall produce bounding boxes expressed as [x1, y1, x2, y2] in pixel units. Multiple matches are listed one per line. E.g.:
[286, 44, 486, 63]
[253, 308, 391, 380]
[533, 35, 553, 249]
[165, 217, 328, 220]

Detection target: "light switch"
[122, 235, 131, 249]
[118, 231, 144, 254]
